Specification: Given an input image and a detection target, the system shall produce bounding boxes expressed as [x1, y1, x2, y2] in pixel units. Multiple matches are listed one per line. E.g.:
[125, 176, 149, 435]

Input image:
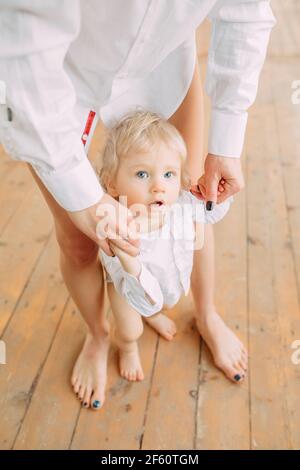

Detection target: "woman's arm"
[0, 0, 103, 212]
[206, 0, 276, 159]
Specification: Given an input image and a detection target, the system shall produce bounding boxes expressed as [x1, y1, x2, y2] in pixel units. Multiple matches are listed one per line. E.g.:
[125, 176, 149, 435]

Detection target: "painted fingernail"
[206, 201, 213, 211]
[92, 400, 101, 409]
[83, 402, 88, 407]
[7, 107, 13, 122]
[234, 374, 241, 382]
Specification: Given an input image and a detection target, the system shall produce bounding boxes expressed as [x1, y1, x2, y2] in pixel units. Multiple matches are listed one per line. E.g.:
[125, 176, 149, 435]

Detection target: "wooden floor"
[1, 1, 300, 450]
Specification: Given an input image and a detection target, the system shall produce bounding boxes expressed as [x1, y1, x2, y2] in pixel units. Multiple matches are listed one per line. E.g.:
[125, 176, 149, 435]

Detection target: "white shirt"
[99, 191, 233, 317]
[0, 0, 276, 211]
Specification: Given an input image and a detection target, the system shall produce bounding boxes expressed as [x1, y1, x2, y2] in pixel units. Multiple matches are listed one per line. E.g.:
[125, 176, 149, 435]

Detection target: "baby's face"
[111, 142, 182, 212]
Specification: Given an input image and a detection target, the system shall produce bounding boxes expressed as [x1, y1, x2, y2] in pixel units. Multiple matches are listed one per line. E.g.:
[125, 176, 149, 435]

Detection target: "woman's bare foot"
[144, 312, 177, 341]
[71, 330, 110, 410]
[195, 307, 248, 383]
[116, 336, 144, 382]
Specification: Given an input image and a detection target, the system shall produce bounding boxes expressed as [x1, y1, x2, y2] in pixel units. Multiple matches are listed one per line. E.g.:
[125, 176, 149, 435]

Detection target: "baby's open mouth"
[149, 200, 164, 207]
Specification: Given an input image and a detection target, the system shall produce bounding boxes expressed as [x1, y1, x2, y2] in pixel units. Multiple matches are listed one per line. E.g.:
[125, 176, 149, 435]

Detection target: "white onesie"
[99, 191, 233, 317]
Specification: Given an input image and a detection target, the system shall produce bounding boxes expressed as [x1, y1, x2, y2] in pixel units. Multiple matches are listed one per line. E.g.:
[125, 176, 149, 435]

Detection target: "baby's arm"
[109, 243, 142, 279]
[104, 244, 164, 317]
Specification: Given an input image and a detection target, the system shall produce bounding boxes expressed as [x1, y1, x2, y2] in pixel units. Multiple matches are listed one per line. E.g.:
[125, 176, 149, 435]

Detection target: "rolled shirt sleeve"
[121, 264, 164, 317]
[181, 190, 234, 224]
[206, 0, 276, 158]
[0, 0, 103, 211]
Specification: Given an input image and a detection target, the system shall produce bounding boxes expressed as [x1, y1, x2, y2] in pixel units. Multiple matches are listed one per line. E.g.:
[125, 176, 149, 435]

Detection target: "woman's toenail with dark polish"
[234, 374, 241, 381]
[92, 400, 101, 409]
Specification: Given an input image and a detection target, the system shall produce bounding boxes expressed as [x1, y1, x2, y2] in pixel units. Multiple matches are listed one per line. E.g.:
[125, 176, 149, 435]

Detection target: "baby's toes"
[137, 369, 144, 381]
[131, 371, 137, 381]
[164, 331, 175, 341]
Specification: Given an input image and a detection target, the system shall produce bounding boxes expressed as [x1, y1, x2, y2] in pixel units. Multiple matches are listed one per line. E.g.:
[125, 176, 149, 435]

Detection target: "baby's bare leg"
[107, 283, 144, 381]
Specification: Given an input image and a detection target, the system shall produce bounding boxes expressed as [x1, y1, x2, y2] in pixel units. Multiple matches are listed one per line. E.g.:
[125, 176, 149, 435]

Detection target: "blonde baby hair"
[99, 110, 191, 192]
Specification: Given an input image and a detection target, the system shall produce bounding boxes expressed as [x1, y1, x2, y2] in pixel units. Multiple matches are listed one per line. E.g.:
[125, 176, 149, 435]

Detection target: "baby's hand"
[109, 241, 142, 279]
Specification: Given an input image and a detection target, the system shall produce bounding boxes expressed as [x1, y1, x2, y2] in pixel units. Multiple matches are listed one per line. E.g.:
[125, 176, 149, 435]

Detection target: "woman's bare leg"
[27, 165, 110, 410]
[107, 283, 144, 381]
[168, 58, 248, 383]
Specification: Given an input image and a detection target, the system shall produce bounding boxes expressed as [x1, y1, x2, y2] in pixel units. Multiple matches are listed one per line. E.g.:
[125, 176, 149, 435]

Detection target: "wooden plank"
[186, 55, 249, 450]
[13, 301, 156, 450]
[271, 60, 300, 449]
[13, 298, 84, 450]
[0, 185, 53, 334]
[268, 0, 300, 59]
[0, 160, 33, 235]
[246, 62, 300, 449]
[0, 234, 69, 449]
[70, 323, 157, 450]
[141, 299, 200, 450]
[1, 0, 300, 450]
[195, 170, 249, 450]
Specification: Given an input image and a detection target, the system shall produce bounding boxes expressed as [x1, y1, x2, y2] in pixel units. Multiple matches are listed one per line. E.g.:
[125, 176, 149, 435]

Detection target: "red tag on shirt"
[81, 110, 96, 146]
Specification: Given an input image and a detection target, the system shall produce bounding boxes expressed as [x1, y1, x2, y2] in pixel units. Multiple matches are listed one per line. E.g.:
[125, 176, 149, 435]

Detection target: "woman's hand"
[191, 174, 226, 201]
[190, 153, 245, 207]
[67, 193, 140, 257]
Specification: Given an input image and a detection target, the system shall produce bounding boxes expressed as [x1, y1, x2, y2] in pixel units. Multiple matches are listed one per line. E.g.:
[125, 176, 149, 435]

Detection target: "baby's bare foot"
[195, 308, 248, 383]
[117, 338, 144, 381]
[71, 330, 110, 411]
[144, 312, 177, 341]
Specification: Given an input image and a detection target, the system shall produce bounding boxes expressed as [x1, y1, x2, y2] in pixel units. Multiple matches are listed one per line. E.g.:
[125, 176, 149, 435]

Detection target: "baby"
[98, 111, 232, 381]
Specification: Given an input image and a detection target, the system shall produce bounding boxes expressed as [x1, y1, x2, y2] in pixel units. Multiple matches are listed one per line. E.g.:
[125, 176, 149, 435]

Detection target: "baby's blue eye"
[136, 171, 149, 179]
[164, 171, 174, 178]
